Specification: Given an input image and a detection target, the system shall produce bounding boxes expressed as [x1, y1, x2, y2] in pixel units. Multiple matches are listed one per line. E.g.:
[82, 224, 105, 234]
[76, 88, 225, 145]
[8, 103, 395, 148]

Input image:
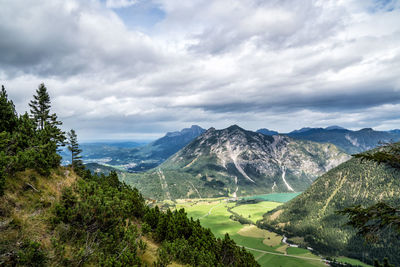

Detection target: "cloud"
[1, 0, 400, 139]
[0, 0, 163, 78]
[106, 0, 138, 9]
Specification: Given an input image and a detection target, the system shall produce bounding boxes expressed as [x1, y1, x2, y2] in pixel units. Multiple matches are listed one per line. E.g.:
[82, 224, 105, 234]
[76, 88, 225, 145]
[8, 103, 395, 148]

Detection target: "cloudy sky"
[1, 0, 400, 141]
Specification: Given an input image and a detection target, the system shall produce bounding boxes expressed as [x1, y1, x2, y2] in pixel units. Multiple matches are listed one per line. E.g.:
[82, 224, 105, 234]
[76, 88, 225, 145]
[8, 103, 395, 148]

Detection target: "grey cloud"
[184, 0, 345, 54]
[2, 0, 400, 140]
[0, 0, 163, 79]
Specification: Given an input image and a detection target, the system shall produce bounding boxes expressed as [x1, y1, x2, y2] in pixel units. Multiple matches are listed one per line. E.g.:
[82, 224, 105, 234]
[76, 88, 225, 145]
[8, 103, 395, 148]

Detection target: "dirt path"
[188, 181, 202, 199]
[200, 201, 224, 218]
[157, 169, 171, 200]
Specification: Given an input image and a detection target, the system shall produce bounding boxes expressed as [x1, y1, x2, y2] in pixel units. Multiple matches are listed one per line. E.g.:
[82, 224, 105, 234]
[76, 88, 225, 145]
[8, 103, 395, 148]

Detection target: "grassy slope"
[0, 168, 78, 257]
[0, 168, 184, 267]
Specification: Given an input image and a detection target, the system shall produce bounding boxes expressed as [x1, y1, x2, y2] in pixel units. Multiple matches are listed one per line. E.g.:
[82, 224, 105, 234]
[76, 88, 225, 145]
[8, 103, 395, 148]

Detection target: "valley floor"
[172, 196, 371, 267]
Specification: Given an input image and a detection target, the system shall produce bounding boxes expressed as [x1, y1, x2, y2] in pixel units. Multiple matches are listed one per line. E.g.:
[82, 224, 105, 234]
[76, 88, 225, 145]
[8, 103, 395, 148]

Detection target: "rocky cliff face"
[126, 125, 350, 200]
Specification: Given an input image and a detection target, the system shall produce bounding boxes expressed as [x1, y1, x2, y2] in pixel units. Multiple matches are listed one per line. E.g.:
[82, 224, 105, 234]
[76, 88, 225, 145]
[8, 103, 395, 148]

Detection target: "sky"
[1, 0, 400, 141]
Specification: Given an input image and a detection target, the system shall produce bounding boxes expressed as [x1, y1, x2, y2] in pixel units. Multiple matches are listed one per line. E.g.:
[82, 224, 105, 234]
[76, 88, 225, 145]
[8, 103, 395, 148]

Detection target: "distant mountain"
[256, 128, 279, 136]
[59, 141, 146, 165]
[324, 125, 347, 130]
[123, 125, 349, 200]
[261, 154, 400, 265]
[123, 125, 206, 171]
[284, 127, 400, 154]
[60, 125, 206, 172]
[388, 129, 400, 134]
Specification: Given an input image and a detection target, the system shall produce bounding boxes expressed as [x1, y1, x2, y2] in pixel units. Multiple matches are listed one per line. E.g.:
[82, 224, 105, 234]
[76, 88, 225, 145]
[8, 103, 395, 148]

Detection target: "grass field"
[335, 256, 372, 267]
[175, 197, 372, 267]
[231, 201, 281, 222]
[176, 199, 328, 267]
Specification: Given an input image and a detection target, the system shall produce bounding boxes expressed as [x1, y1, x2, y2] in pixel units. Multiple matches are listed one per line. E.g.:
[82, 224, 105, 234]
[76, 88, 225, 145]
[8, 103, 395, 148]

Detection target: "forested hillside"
[0, 84, 258, 266]
[261, 155, 400, 265]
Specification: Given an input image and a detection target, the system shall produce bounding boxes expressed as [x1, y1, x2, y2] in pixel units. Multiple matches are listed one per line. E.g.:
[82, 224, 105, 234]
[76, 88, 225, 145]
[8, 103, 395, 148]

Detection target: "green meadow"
[175, 198, 327, 267]
[231, 201, 282, 222]
[174, 194, 373, 267]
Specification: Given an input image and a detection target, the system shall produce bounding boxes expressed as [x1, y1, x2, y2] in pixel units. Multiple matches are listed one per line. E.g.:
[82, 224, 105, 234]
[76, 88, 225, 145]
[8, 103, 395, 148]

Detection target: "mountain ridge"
[255, 127, 400, 154]
[124, 125, 350, 200]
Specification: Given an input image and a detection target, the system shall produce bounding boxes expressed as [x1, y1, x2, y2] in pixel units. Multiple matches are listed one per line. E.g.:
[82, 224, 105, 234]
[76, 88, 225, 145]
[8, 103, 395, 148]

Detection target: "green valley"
[170, 194, 361, 267]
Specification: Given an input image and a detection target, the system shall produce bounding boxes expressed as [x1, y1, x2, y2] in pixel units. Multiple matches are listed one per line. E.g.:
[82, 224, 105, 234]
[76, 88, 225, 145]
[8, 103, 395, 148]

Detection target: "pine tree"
[67, 129, 83, 170]
[29, 83, 51, 130]
[0, 85, 18, 133]
[29, 83, 65, 146]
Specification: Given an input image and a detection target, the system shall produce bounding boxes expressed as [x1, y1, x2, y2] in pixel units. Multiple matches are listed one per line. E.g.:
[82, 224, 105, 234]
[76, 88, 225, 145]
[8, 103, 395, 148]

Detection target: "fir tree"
[29, 83, 51, 130]
[67, 129, 83, 170]
[29, 83, 65, 146]
[0, 85, 18, 133]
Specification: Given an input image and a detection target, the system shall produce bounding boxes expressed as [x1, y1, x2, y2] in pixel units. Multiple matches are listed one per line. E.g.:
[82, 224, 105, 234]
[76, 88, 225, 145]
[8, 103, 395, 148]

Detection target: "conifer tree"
[67, 129, 83, 170]
[0, 85, 18, 133]
[29, 83, 65, 146]
[29, 83, 51, 130]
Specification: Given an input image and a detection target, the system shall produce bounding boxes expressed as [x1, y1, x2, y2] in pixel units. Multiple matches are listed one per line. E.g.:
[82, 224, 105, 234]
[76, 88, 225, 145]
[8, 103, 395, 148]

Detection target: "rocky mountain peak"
[157, 126, 350, 199]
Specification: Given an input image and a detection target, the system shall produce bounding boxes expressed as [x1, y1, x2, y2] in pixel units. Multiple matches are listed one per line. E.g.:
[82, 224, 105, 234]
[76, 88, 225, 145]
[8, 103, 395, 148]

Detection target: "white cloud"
[1, 0, 400, 139]
[106, 0, 139, 9]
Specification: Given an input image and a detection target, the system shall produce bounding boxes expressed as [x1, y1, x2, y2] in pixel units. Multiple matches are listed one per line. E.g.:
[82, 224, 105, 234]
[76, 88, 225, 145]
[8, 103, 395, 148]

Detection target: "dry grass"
[237, 225, 266, 238]
[268, 209, 283, 220]
[140, 236, 188, 267]
[262, 231, 282, 247]
[275, 244, 289, 254]
[237, 225, 282, 247]
[0, 168, 78, 255]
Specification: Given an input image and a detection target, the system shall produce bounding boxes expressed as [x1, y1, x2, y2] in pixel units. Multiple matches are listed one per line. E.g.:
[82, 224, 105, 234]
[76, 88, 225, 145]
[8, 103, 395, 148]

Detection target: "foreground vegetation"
[0, 84, 259, 266]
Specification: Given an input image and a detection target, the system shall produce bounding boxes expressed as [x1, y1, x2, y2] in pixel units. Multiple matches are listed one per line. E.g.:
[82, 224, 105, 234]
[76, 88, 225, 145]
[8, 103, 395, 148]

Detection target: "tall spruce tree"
[67, 129, 83, 170]
[29, 83, 65, 146]
[29, 83, 51, 130]
[0, 85, 18, 133]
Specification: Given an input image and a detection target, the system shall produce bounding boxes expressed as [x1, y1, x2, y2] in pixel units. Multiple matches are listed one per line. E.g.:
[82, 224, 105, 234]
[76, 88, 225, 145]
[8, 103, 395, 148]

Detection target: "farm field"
[173, 193, 373, 267]
[231, 201, 281, 223]
[335, 256, 373, 267]
[175, 197, 327, 267]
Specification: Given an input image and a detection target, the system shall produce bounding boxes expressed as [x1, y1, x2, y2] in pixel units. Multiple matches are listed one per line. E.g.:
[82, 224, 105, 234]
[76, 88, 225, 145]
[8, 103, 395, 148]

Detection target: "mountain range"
[256, 126, 400, 154]
[123, 125, 349, 200]
[62, 125, 206, 172]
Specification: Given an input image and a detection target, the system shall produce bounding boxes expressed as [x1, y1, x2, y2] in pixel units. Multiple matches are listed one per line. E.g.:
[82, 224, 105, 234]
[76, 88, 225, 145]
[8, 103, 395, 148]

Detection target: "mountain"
[256, 128, 279, 136]
[123, 125, 206, 172]
[284, 127, 400, 154]
[59, 141, 146, 165]
[123, 125, 350, 200]
[260, 156, 400, 265]
[325, 125, 347, 130]
[61, 125, 206, 172]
